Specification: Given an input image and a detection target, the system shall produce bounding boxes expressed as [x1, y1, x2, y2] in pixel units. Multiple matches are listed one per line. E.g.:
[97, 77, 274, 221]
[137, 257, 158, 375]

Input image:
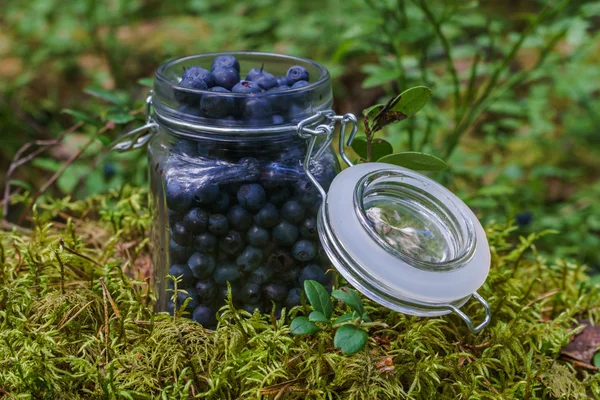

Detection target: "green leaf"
[106, 112, 135, 124]
[363, 104, 385, 119]
[137, 77, 154, 88]
[332, 288, 364, 315]
[350, 137, 393, 162]
[85, 87, 127, 106]
[309, 311, 330, 324]
[366, 86, 432, 133]
[8, 179, 33, 192]
[378, 152, 448, 171]
[594, 352, 600, 368]
[290, 317, 320, 335]
[304, 280, 333, 319]
[389, 86, 432, 117]
[588, 275, 600, 287]
[333, 312, 359, 325]
[62, 109, 99, 126]
[334, 325, 368, 355]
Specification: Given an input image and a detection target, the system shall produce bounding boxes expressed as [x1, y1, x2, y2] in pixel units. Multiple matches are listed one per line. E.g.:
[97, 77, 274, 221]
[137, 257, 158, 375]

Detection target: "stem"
[417, 0, 461, 127]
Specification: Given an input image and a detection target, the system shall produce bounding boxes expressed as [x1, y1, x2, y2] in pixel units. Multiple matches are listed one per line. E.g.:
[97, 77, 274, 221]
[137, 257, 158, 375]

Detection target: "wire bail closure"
[296, 111, 491, 333]
[110, 91, 158, 152]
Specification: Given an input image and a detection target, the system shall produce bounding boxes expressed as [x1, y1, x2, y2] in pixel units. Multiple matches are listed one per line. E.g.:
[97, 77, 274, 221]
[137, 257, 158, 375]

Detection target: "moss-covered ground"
[1, 187, 599, 399]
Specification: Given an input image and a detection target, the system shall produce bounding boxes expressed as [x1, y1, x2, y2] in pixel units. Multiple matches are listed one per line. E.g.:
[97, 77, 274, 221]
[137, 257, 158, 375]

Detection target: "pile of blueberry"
[175, 55, 312, 124]
[163, 130, 338, 329]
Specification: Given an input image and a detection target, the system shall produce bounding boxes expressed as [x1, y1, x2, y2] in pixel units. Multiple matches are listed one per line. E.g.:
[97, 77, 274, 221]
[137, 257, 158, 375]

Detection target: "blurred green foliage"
[1, 0, 599, 268]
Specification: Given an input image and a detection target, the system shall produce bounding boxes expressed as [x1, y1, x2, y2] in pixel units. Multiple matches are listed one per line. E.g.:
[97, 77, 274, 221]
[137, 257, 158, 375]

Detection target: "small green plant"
[290, 280, 386, 355]
[353, 86, 448, 171]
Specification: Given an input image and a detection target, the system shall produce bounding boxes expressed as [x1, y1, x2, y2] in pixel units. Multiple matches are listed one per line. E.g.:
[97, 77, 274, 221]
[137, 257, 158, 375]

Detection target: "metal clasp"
[445, 292, 491, 333]
[110, 92, 157, 152]
[296, 110, 358, 200]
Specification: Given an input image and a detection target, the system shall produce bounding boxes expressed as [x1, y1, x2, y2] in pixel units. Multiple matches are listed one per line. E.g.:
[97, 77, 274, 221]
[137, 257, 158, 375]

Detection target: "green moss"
[1, 186, 600, 399]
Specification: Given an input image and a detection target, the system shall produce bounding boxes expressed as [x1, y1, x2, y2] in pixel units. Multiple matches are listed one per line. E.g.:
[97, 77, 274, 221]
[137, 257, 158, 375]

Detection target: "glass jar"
[146, 53, 340, 328]
[117, 51, 492, 333]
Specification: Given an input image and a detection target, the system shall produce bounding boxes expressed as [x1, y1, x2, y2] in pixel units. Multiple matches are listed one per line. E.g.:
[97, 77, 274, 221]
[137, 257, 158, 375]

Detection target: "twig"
[58, 301, 95, 330]
[101, 277, 110, 365]
[99, 277, 120, 318]
[59, 238, 102, 268]
[18, 122, 113, 225]
[3, 122, 82, 219]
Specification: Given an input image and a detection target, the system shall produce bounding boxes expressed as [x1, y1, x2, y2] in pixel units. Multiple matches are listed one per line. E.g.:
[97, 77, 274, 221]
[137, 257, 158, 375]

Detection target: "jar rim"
[354, 170, 477, 272]
[155, 51, 331, 98]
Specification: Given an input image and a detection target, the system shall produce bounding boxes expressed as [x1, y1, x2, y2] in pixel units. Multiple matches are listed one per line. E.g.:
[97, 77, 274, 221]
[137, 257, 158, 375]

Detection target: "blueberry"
[168, 209, 182, 227]
[168, 291, 199, 314]
[285, 288, 303, 308]
[236, 246, 263, 272]
[218, 283, 239, 301]
[300, 217, 318, 239]
[200, 86, 234, 118]
[242, 303, 263, 314]
[260, 163, 301, 188]
[249, 265, 274, 285]
[192, 182, 220, 205]
[516, 211, 533, 226]
[213, 263, 242, 285]
[269, 84, 291, 92]
[227, 205, 253, 231]
[287, 104, 306, 120]
[211, 192, 230, 213]
[212, 67, 240, 90]
[195, 279, 217, 302]
[291, 80, 309, 89]
[177, 103, 203, 117]
[171, 222, 191, 246]
[241, 97, 273, 120]
[169, 238, 190, 264]
[208, 214, 229, 236]
[281, 201, 305, 224]
[299, 264, 328, 286]
[268, 187, 291, 207]
[182, 66, 215, 88]
[240, 283, 262, 304]
[254, 203, 279, 228]
[232, 80, 263, 94]
[166, 179, 192, 212]
[219, 231, 244, 255]
[270, 114, 284, 125]
[263, 281, 288, 303]
[103, 163, 116, 178]
[276, 76, 291, 86]
[286, 66, 309, 83]
[247, 225, 270, 247]
[252, 71, 277, 90]
[272, 221, 299, 246]
[179, 74, 208, 90]
[169, 264, 194, 286]
[295, 179, 320, 207]
[192, 304, 216, 327]
[192, 232, 217, 253]
[183, 208, 209, 234]
[211, 55, 240, 72]
[292, 240, 317, 261]
[237, 184, 267, 211]
[267, 249, 295, 270]
[246, 67, 265, 81]
[276, 267, 300, 284]
[188, 252, 216, 279]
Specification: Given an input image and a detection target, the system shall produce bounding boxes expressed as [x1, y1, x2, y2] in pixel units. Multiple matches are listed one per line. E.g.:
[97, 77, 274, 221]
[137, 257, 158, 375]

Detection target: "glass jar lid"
[321, 162, 490, 307]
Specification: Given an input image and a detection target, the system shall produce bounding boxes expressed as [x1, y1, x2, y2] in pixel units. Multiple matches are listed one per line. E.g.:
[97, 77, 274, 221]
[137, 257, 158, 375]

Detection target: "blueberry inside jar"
[149, 52, 338, 328]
